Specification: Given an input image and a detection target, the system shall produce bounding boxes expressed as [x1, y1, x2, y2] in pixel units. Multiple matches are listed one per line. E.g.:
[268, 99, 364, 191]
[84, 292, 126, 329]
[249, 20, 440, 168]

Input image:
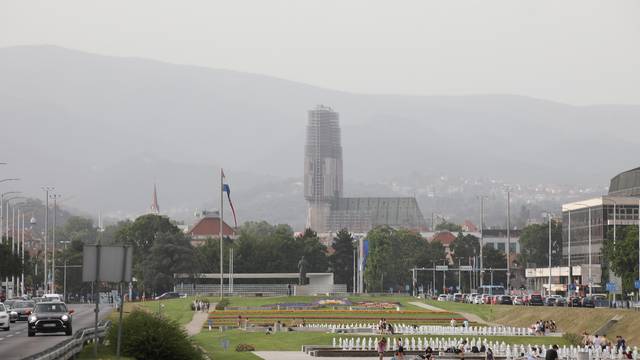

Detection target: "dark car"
[498, 295, 513, 305]
[581, 297, 595, 308]
[529, 294, 544, 306]
[568, 296, 581, 307]
[10, 300, 36, 321]
[28, 302, 74, 336]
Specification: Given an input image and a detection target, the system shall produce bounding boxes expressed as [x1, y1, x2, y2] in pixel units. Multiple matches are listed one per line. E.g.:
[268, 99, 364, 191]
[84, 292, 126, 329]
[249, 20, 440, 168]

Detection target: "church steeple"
[150, 183, 160, 214]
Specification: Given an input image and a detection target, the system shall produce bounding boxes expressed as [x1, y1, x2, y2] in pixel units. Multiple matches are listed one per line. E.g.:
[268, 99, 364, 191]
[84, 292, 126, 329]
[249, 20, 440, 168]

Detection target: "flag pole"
[220, 168, 224, 300]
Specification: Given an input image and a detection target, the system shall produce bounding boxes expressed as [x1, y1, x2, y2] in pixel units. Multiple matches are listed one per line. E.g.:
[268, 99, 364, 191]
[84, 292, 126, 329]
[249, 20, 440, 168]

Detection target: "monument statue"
[298, 256, 309, 285]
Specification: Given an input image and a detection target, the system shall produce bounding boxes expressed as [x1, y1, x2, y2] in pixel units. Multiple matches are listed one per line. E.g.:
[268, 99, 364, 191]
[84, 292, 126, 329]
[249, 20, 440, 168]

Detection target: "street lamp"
[1, 191, 21, 242]
[543, 211, 554, 297]
[42, 186, 54, 294]
[477, 195, 489, 288]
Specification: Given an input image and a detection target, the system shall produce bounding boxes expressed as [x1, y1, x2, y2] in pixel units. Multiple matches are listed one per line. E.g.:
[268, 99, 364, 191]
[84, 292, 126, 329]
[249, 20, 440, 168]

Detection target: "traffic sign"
[606, 282, 616, 292]
[436, 265, 449, 271]
[459, 265, 473, 271]
[635, 280, 640, 289]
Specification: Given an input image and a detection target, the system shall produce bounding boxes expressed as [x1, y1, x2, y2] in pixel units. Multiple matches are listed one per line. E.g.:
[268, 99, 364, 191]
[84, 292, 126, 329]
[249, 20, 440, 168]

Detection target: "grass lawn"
[423, 299, 640, 346]
[423, 300, 503, 321]
[193, 329, 571, 360]
[76, 343, 134, 360]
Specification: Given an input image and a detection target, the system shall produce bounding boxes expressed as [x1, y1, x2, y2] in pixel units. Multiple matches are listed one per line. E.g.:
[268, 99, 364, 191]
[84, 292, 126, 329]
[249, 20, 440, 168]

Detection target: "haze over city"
[3, 2, 640, 360]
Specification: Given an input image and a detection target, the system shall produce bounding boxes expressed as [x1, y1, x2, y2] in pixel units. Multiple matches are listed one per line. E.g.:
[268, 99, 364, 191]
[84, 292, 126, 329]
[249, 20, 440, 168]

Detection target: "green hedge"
[108, 309, 204, 360]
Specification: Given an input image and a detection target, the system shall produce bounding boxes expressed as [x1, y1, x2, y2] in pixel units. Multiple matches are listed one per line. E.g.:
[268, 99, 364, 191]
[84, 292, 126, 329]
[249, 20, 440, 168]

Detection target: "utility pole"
[478, 196, 487, 287]
[548, 212, 552, 297]
[219, 169, 224, 300]
[506, 188, 511, 293]
[51, 194, 60, 294]
[42, 186, 54, 294]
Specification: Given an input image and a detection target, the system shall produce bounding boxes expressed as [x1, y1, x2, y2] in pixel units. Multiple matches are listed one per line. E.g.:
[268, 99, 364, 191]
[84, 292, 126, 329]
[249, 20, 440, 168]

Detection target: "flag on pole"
[223, 183, 238, 228]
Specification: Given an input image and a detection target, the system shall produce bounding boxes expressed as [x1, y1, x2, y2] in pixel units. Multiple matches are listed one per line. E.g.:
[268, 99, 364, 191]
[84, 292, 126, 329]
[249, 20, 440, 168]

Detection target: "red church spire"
[150, 183, 160, 214]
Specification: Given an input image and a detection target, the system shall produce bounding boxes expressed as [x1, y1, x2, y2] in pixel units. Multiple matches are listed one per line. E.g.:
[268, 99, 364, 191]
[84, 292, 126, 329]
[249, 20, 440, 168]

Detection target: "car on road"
[10, 300, 36, 321]
[568, 296, 581, 307]
[453, 293, 464, 302]
[473, 295, 483, 304]
[0, 303, 10, 330]
[437, 294, 448, 301]
[497, 295, 513, 305]
[28, 302, 74, 336]
[528, 294, 544, 306]
[3, 299, 18, 323]
[43, 294, 63, 302]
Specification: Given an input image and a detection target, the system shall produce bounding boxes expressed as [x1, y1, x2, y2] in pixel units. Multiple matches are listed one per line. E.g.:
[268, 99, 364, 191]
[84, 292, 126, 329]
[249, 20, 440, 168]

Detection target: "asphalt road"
[0, 303, 113, 360]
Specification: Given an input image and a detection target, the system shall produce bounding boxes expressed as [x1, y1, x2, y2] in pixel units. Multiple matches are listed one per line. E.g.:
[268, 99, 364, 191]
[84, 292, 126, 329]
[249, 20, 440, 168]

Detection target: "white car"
[0, 303, 10, 331]
[473, 295, 484, 304]
[43, 294, 63, 302]
[437, 294, 448, 301]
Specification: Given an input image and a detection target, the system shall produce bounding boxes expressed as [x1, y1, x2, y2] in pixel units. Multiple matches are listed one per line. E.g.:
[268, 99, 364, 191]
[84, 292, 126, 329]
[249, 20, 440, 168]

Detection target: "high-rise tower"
[304, 105, 343, 231]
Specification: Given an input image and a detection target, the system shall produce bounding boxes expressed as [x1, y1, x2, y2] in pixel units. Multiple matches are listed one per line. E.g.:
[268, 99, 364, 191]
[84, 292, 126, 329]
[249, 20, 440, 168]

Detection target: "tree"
[296, 229, 329, 273]
[603, 226, 639, 295]
[363, 226, 428, 292]
[0, 242, 22, 284]
[483, 244, 507, 286]
[329, 229, 355, 291]
[449, 233, 480, 262]
[142, 232, 194, 294]
[116, 214, 181, 255]
[518, 220, 562, 268]
[436, 222, 462, 232]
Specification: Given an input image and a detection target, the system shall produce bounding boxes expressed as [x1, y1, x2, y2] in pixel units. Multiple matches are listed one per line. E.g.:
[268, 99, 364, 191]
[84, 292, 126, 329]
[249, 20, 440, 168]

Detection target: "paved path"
[409, 301, 499, 326]
[185, 311, 210, 336]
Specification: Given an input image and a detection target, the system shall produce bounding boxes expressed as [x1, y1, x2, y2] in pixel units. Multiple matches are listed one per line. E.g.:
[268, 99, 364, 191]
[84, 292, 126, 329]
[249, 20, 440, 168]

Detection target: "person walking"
[377, 337, 387, 360]
[544, 345, 559, 360]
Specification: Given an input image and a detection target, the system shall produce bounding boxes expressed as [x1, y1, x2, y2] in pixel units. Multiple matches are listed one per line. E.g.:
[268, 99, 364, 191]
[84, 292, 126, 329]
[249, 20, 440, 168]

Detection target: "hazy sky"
[2, 0, 639, 105]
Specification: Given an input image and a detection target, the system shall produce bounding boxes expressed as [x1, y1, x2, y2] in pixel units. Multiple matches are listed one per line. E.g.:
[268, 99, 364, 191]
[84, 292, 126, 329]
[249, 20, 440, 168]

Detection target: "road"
[0, 303, 113, 360]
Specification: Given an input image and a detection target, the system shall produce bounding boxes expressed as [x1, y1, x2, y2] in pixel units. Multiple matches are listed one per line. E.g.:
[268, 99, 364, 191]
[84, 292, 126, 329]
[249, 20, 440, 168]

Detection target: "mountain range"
[1, 45, 638, 228]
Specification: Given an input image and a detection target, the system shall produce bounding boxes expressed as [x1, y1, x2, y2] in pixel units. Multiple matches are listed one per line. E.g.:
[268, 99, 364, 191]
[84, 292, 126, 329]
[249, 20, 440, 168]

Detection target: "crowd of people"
[530, 320, 557, 335]
[580, 333, 632, 357]
[191, 299, 211, 312]
[378, 318, 396, 335]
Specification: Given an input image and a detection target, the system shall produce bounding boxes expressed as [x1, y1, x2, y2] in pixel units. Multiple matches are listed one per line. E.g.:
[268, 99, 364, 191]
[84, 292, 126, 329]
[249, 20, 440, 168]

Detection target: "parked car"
[0, 303, 10, 331]
[568, 296, 581, 307]
[155, 292, 181, 300]
[529, 294, 544, 306]
[581, 296, 595, 308]
[512, 295, 525, 305]
[437, 294, 448, 302]
[466, 293, 478, 303]
[498, 295, 513, 305]
[544, 297, 557, 306]
[28, 302, 74, 336]
[453, 293, 464, 302]
[473, 295, 484, 304]
[43, 294, 63, 302]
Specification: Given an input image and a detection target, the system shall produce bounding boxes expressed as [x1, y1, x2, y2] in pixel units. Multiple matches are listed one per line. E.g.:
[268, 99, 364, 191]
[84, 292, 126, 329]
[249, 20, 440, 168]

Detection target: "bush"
[562, 332, 582, 346]
[236, 344, 256, 352]
[215, 298, 230, 310]
[108, 309, 203, 360]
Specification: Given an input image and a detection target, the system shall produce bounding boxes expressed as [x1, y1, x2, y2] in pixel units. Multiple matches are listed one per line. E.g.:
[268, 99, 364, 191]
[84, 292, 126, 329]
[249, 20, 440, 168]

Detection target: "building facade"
[561, 167, 640, 289]
[304, 105, 426, 233]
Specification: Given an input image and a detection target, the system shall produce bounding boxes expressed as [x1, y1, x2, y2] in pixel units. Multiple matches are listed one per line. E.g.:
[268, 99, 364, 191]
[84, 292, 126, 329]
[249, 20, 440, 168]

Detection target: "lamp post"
[42, 186, 54, 294]
[5, 196, 26, 297]
[1, 191, 21, 242]
[505, 187, 512, 293]
[542, 211, 554, 297]
[50, 193, 61, 294]
[60, 240, 71, 302]
[477, 195, 489, 287]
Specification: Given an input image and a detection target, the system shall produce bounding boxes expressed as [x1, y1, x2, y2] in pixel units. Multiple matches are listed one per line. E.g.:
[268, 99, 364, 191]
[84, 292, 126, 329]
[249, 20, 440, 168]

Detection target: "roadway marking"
[6, 334, 12, 337]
